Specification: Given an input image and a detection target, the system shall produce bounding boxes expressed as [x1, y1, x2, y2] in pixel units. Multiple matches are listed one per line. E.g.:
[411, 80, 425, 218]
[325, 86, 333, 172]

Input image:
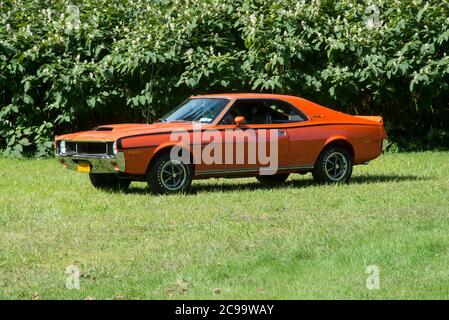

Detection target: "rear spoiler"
[355, 116, 383, 124]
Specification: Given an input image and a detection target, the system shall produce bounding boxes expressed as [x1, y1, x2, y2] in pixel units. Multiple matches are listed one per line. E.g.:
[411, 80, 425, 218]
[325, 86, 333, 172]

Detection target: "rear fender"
[356, 116, 388, 139]
[322, 135, 355, 160]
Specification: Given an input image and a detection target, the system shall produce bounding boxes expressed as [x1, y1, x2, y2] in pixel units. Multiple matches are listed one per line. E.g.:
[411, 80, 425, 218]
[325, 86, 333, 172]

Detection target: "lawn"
[0, 151, 448, 299]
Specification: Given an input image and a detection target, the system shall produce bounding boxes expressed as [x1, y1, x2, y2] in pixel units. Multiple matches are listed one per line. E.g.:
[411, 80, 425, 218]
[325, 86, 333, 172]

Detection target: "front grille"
[60, 141, 114, 156]
[77, 142, 107, 155]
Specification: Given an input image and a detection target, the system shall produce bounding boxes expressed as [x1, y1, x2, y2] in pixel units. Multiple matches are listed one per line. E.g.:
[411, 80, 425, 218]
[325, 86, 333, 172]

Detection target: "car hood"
[56, 122, 210, 142]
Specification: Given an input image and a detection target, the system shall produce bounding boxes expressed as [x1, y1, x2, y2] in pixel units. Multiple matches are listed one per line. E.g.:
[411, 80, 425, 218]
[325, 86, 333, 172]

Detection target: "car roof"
[193, 93, 301, 100]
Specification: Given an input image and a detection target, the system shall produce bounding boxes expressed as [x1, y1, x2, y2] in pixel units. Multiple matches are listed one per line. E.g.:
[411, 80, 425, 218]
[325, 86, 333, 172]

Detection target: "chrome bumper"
[56, 152, 126, 173]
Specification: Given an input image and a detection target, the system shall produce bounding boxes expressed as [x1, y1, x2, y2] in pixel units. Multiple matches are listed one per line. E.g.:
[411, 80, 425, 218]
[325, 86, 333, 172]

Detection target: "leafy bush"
[1, 0, 449, 157]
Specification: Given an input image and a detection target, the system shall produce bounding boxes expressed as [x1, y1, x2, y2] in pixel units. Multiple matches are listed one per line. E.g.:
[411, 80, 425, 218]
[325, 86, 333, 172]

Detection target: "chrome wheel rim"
[324, 152, 348, 181]
[160, 160, 187, 191]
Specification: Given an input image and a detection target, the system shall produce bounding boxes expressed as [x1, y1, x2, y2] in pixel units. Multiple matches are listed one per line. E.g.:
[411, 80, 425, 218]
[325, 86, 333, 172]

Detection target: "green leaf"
[23, 95, 34, 104]
[44, 141, 53, 148]
[24, 81, 30, 93]
[410, 80, 415, 92]
[19, 138, 31, 146]
[12, 144, 23, 157]
[417, 8, 425, 22]
[87, 98, 96, 108]
[398, 63, 408, 75]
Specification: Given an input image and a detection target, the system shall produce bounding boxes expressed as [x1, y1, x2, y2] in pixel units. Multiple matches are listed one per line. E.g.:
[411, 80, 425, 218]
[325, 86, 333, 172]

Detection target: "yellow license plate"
[77, 161, 91, 173]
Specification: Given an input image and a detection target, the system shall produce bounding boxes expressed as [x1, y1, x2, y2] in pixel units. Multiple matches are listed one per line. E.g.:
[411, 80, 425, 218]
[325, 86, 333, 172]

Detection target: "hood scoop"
[94, 126, 114, 131]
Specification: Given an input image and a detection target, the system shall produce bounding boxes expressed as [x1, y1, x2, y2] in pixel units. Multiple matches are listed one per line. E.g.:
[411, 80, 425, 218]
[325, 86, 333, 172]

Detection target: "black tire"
[147, 152, 193, 194]
[89, 173, 131, 190]
[256, 174, 289, 186]
[312, 145, 353, 184]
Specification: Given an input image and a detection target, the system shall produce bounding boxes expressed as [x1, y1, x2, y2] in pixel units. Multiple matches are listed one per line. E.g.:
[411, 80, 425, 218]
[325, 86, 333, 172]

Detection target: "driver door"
[209, 99, 290, 175]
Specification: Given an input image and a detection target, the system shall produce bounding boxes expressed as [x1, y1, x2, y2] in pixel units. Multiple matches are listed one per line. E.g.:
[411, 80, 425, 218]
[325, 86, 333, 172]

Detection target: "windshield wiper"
[165, 120, 192, 123]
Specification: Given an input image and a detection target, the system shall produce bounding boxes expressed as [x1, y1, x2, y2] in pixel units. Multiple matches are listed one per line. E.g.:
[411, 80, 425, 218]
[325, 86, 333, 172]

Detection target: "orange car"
[55, 93, 388, 194]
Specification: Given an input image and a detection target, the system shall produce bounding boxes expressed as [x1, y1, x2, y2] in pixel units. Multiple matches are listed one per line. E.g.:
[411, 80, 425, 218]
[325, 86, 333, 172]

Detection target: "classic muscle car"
[55, 93, 388, 194]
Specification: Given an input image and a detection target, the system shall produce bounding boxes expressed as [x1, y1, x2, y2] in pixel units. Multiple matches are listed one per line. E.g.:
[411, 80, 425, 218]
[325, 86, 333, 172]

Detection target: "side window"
[219, 99, 305, 125]
[265, 100, 306, 123]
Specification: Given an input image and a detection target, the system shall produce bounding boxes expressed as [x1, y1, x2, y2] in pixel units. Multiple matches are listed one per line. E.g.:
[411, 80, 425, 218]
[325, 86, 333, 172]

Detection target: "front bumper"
[56, 152, 126, 173]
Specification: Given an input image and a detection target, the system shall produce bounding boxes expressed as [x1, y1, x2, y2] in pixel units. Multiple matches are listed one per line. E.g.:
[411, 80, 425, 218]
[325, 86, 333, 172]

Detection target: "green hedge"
[1, 0, 449, 157]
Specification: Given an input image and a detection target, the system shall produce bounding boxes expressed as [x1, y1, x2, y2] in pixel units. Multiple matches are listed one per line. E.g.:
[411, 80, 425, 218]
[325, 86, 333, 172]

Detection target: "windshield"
[160, 98, 229, 123]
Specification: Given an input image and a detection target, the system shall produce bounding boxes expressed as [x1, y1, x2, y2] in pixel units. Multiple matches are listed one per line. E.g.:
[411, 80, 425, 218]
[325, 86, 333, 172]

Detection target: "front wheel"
[312, 146, 353, 184]
[89, 174, 131, 190]
[147, 153, 193, 194]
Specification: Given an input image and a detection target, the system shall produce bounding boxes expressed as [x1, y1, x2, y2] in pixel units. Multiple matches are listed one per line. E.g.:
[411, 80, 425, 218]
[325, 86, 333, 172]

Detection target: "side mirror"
[234, 116, 245, 126]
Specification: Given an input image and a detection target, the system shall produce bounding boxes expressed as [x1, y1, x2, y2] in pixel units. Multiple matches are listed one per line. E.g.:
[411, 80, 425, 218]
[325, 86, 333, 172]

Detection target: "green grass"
[0, 152, 449, 299]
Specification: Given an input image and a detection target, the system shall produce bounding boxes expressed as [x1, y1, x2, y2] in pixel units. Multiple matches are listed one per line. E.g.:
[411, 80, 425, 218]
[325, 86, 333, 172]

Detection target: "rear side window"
[265, 100, 306, 123]
[219, 99, 306, 125]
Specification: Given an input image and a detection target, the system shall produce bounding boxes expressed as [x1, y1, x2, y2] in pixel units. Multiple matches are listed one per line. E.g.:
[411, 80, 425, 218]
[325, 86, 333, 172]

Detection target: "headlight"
[60, 140, 66, 154]
[112, 141, 118, 155]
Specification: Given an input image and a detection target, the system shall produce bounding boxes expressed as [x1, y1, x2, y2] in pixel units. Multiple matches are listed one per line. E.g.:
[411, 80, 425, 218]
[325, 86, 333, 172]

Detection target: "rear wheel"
[256, 173, 289, 186]
[147, 152, 193, 194]
[89, 174, 131, 190]
[312, 145, 353, 184]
